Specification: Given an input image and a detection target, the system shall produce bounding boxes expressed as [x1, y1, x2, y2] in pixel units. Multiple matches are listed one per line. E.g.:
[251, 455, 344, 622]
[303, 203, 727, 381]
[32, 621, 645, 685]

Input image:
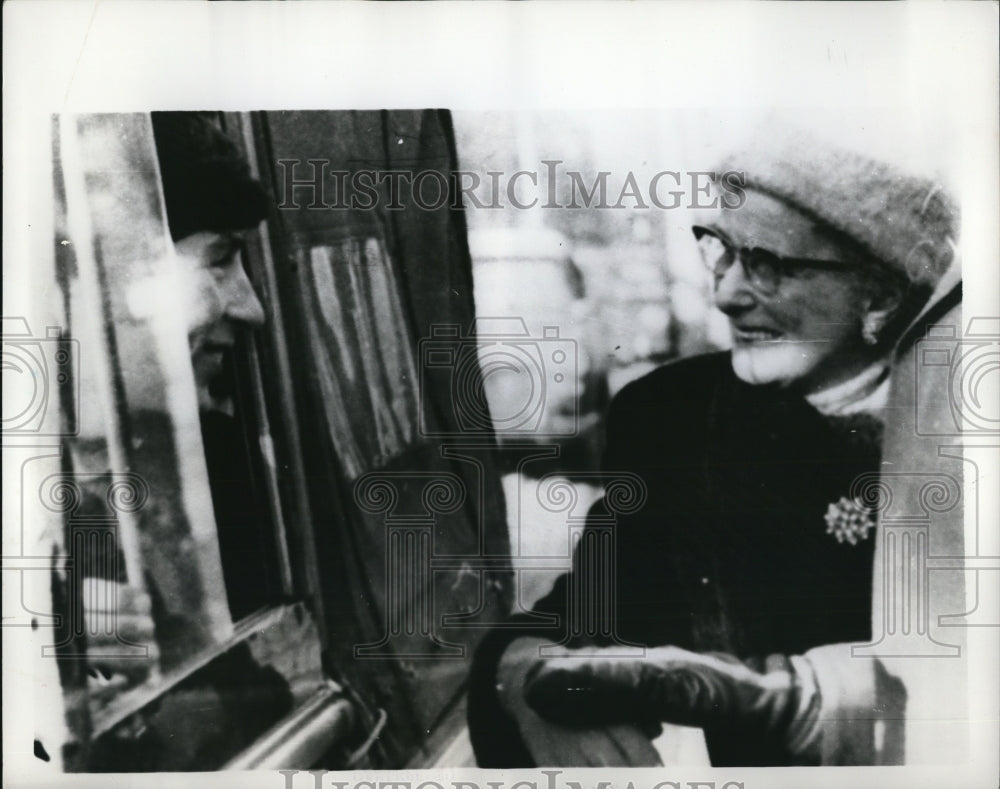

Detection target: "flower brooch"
[824, 496, 877, 545]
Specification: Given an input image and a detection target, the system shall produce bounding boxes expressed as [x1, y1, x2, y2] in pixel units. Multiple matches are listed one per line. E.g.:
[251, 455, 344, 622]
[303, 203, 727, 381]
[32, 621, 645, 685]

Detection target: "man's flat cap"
[151, 112, 270, 241]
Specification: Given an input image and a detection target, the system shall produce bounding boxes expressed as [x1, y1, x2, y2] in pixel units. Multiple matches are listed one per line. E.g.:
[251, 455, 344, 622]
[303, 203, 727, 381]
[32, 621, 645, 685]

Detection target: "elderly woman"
[467, 132, 958, 767]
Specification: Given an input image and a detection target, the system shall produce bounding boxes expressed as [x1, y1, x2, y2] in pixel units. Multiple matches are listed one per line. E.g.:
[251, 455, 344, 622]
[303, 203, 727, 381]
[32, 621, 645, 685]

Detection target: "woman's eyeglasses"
[692, 225, 857, 296]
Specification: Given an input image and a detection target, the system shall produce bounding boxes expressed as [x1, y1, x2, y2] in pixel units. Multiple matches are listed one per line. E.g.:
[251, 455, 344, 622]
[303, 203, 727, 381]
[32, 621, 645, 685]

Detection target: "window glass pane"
[295, 236, 419, 478]
[53, 113, 244, 719]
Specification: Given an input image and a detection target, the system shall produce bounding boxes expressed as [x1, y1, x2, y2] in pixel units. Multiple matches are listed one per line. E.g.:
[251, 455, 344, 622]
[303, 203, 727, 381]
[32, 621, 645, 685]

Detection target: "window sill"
[90, 602, 318, 740]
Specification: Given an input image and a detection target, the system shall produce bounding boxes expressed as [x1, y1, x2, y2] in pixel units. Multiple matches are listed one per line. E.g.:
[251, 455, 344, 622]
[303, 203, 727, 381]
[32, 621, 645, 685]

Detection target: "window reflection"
[294, 237, 420, 479]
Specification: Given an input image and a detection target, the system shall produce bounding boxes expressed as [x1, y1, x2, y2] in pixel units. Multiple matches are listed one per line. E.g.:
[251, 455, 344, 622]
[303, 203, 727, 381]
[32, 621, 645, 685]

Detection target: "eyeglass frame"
[691, 224, 863, 296]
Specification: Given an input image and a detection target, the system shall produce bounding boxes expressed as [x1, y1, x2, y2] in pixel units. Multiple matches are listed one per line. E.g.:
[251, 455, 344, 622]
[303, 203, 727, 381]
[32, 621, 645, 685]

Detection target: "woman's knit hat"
[717, 128, 959, 288]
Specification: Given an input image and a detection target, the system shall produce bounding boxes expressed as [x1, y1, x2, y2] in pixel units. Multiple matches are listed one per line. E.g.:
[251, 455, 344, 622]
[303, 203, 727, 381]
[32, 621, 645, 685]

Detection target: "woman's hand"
[496, 637, 662, 767]
[524, 646, 805, 727]
[523, 645, 819, 759]
[83, 578, 159, 697]
[522, 643, 906, 764]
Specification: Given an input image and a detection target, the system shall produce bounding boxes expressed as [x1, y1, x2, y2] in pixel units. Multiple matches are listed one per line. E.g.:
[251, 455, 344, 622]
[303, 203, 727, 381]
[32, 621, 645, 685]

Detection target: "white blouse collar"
[805, 361, 891, 417]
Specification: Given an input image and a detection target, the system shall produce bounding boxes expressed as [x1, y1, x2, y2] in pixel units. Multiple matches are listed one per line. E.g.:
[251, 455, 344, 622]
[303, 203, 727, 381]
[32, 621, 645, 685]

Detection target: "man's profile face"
[173, 231, 265, 413]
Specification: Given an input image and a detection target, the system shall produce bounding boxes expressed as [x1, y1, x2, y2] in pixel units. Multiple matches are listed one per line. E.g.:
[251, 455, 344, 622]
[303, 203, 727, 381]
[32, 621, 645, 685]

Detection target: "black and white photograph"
[3, 3, 998, 787]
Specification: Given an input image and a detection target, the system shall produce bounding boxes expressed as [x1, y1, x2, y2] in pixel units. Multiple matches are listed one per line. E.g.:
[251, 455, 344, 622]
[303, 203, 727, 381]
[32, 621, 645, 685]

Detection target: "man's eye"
[210, 252, 239, 270]
[205, 260, 236, 283]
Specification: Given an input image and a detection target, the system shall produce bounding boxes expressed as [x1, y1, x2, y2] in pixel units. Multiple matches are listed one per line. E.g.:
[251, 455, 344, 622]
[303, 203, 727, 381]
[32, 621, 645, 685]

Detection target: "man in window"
[85, 112, 282, 684]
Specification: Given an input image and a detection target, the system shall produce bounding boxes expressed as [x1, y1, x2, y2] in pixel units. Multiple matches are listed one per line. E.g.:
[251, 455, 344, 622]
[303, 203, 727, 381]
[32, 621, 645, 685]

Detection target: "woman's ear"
[860, 275, 906, 346]
[862, 309, 891, 346]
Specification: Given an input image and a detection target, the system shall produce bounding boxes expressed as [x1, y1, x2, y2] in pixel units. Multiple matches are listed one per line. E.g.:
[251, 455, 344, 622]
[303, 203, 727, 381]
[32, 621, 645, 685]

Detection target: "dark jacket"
[469, 352, 882, 766]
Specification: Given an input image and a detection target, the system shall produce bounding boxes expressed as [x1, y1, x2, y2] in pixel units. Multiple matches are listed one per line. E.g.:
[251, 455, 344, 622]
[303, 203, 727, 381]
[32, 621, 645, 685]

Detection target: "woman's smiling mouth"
[732, 325, 784, 343]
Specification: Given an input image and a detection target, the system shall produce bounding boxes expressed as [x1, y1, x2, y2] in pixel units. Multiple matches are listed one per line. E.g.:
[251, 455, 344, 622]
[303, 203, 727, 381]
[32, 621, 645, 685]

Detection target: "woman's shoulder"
[603, 352, 734, 440]
[612, 351, 734, 408]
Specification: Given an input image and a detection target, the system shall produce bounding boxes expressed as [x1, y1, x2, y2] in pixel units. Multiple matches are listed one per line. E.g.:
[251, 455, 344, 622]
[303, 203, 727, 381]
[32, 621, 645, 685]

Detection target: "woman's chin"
[729, 346, 808, 388]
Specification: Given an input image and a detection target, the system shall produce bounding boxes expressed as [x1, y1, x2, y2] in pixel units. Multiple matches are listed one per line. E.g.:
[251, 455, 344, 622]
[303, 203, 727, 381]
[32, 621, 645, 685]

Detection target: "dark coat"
[469, 351, 882, 767]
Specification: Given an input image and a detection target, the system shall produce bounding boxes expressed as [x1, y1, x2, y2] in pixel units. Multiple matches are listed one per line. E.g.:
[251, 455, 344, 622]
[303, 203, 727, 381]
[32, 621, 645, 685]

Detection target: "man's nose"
[222, 265, 266, 328]
[712, 259, 757, 316]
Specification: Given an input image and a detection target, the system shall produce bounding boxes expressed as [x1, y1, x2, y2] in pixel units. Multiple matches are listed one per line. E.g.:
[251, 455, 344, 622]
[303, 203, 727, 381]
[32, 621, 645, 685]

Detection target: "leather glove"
[496, 638, 663, 767]
[524, 643, 905, 764]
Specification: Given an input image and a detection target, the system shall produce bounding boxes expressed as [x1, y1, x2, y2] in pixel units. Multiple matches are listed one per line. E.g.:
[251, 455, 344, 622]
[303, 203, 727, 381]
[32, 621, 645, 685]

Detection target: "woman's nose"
[222, 266, 266, 328]
[712, 259, 757, 316]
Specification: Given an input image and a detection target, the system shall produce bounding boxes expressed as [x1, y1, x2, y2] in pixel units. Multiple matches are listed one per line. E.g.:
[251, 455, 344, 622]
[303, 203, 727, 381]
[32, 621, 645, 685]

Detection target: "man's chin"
[196, 385, 234, 416]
